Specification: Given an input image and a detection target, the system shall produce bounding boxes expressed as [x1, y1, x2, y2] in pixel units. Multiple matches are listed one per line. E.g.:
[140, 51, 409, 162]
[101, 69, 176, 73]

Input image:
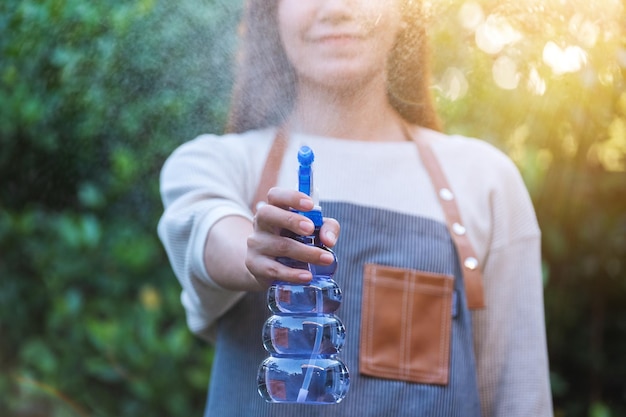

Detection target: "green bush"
[0, 0, 240, 415]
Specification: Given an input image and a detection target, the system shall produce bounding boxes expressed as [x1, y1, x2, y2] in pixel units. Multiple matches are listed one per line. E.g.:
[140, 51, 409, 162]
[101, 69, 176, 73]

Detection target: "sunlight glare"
[542, 42, 588, 75]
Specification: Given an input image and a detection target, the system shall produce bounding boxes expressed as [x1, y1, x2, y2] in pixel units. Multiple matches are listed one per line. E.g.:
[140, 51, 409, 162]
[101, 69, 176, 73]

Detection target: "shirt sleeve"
[470, 151, 553, 417]
[156, 133, 265, 342]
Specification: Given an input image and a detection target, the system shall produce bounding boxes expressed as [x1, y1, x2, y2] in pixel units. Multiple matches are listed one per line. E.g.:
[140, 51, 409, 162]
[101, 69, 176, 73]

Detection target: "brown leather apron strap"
[404, 125, 486, 309]
[252, 126, 486, 309]
[251, 127, 289, 214]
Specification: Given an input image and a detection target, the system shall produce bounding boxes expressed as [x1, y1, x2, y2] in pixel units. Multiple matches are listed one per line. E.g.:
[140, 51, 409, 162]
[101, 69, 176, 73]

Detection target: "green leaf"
[20, 341, 57, 374]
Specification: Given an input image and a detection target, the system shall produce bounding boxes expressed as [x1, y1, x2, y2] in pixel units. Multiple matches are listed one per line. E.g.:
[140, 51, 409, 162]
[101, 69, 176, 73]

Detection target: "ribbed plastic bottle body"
[257, 228, 350, 404]
[257, 356, 350, 404]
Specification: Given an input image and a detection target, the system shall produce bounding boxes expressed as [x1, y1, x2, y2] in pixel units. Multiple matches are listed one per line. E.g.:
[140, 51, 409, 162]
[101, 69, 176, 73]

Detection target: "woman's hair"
[225, 0, 441, 133]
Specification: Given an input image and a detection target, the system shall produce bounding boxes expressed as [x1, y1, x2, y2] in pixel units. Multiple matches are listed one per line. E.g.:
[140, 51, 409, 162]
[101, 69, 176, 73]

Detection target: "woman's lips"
[310, 33, 365, 46]
[309, 30, 365, 41]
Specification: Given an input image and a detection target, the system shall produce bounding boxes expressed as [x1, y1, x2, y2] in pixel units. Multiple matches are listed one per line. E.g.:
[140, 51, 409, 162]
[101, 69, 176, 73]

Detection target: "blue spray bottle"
[257, 146, 350, 404]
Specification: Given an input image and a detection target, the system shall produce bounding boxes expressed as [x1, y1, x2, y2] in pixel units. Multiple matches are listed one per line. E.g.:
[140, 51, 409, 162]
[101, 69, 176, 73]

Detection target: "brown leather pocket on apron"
[360, 263, 454, 385]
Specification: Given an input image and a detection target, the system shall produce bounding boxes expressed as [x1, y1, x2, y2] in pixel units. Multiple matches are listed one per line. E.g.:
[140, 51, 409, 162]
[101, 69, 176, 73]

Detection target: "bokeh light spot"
[492, 56, 520, 90]
[458, 1, 484, 31]
[439, 67, 469, 101]
[542, 41, 587, 75]
[569, 14, 599, 48]
[475, 14, 521, 55]
[528, 67, 547, 96]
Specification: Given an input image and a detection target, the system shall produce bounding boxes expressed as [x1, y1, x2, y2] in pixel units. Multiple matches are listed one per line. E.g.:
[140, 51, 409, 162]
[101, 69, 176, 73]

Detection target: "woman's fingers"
[266, 187, 314, 212]
[245, 253, 312, 288]
[247, 187, 341, 288]
[247, 230, 333, 267]
[254, 204, 313, 236]
[255, 193, 315, 236]
[320, 217, 340, 248]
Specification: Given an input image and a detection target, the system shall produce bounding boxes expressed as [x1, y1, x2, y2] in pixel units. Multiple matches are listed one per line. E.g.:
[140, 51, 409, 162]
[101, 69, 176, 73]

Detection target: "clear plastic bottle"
[257, 146, 350, 404]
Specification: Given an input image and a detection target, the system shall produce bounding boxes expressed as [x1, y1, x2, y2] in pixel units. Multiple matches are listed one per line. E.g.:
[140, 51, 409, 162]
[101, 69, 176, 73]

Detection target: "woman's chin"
[301, 65, 384, 92]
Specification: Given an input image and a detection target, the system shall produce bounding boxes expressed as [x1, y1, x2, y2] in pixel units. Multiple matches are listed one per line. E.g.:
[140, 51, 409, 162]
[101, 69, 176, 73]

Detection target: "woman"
[157, 0, 553, 415]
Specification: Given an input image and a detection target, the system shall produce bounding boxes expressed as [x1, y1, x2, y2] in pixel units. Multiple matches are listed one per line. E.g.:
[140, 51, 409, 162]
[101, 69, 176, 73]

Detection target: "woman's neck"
[287, 75, 409, 142]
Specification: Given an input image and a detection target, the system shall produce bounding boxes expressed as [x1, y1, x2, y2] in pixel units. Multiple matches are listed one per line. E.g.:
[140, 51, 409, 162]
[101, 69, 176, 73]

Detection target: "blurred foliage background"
[0, 0, 624, 416]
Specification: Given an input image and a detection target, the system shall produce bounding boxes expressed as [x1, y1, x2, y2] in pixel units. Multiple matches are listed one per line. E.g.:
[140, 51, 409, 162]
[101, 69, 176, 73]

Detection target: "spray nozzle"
[297, 146, 322, 227]
[298, 146, 314, 197]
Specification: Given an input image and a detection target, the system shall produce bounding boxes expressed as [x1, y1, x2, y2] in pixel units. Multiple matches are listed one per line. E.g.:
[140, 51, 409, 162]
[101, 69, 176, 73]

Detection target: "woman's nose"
[316, 0, 356, 24]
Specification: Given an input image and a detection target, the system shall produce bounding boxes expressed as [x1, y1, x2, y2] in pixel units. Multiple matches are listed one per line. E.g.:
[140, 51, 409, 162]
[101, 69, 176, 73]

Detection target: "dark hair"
[225, 0, 441, 133]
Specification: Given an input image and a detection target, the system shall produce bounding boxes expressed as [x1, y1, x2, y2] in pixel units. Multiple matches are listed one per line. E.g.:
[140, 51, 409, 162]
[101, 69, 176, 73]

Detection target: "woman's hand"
[246, 187, 340, 289]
